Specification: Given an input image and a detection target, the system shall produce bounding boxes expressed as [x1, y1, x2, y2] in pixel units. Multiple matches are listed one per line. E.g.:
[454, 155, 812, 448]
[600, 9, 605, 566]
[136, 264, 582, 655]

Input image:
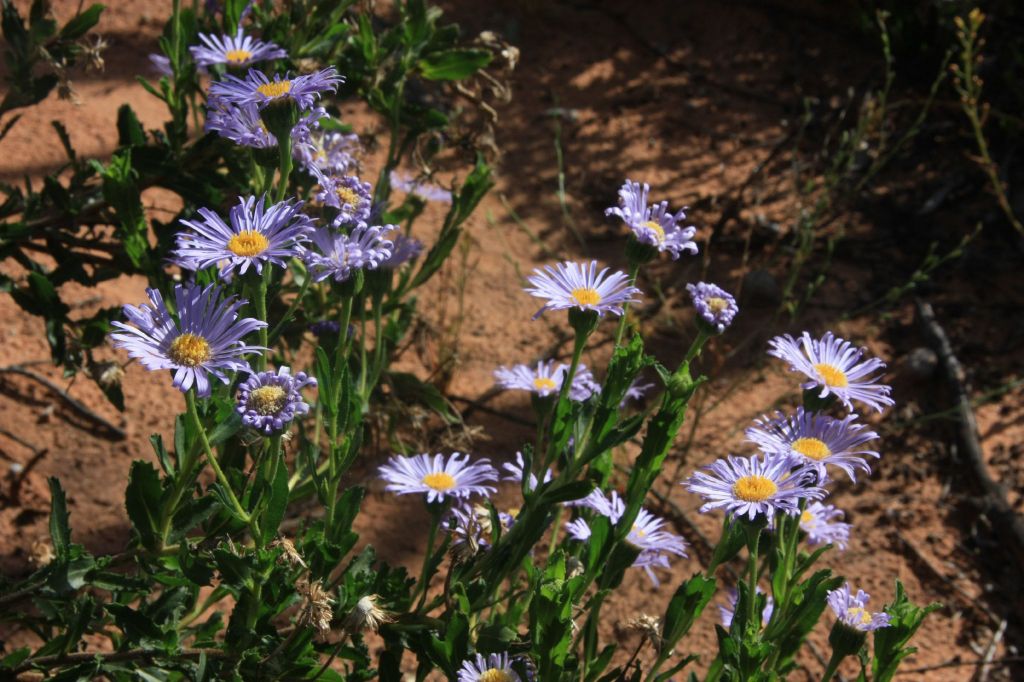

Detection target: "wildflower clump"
[0, 1, 938, 680]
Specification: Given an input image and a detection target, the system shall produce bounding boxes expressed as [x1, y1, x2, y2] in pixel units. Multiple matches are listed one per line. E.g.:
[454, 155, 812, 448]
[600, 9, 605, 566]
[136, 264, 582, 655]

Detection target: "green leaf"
[0, 648, 31, 670]
[100, 149, 151, 272]
[169, 495, 218, 544]
[387, 371, 459, 423]
[116, 103, 146, 146]
[542, 480, 593, 505]
[50, 120, 76, 160]
[59, 4, 104, 40]
[417, 48, 491, 80]
[106, 603, 166, 649]
[660, 574, 716, 650]
[871, 580, 941, 682]
[206, 410, 242, 446]
[150, 434, 175, 476]
[47, 477, 71, 560]
[260, 453, 290, 539]
[314, 345, 335, 419]
[125, 460, 164, 552]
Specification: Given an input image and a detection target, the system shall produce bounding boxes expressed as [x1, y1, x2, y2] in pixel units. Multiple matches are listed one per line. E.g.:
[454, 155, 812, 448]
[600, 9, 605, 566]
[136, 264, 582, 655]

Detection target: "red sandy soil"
[2, 0, 1023, 680]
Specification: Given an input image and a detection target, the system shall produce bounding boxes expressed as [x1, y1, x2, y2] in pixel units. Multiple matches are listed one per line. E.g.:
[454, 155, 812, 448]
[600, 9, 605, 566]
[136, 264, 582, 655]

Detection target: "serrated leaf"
[48, 477, 71, 559]
[59, 3, 104, 40]
[125, 460, 164, 552]
[417, 48, 491, 80]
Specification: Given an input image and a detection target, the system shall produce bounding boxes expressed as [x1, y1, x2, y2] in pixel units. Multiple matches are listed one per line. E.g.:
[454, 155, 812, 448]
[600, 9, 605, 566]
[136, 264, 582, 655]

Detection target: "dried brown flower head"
[342, 594, 395, 634]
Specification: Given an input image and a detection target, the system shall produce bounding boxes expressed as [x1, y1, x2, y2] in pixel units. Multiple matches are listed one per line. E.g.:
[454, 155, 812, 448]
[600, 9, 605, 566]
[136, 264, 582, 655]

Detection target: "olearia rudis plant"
[0, 2, 937, 680]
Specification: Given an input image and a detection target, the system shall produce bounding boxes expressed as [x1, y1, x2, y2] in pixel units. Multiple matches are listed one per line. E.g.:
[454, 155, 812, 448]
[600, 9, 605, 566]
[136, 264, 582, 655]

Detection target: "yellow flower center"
[335, 186, 361, 207]
[732, 475, 778, 502]
[422, 472, 456, 492]
[632, 524, 647, 538]
[249, 385, 287, 415]
[813, 362, 849, 388]
[479, 670, 514, 682]
[224, 49, 253, 64]
[571, 287, 602, 306]
[533, 376, 557, 391]
[169, 333, 211, 367]
[847, 606, 872, 626]
[800, 509, 815, 526]
[257, 80, 292, 98]
[706, 296, 729, 313]
[227, 230, 270, 257]
[642, 220, 666, 242]
[791, 437, 831, 461]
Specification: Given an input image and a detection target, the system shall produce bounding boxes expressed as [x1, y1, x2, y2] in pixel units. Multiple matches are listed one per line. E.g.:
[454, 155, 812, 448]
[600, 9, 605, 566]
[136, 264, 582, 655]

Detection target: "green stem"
[255, 268, 271, 372]
[747, 525, 761, 628]
[357, 303, 368, 398]
[368, 295, 385, 398]
[274, 134, 293, 204]
[820, 651, 843, 682]
[267, 273, 311, 346]
[614, 262, 641, 347]
[545, 330, 588, 469]
[186, 391, 253, 527]
[684, 327, 712, 364]
[414, 508, 441, 610]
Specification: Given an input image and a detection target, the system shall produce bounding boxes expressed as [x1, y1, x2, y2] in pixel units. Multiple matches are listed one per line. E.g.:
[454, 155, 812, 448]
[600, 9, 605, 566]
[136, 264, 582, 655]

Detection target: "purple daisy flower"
[767, 332, 894, 413]
[205, 99, 325, 150]
[501, 451, 553, 492]
[605, 179, 698, 259]
[458, 653, 522, 682]
[827, 584, 891, 631]
[684, 454, 825, 521]
[799, 502, 851, 550]
[190, 29, 287, 68]
[311, 168, 373, 226]
[149, 53, 173, 77]
[378, 452, 498, 504]
[209, 67, 341, 111]
[390, 170, 453, 204]
[493, 360, 600, 401]
[302, 224, 394, 283]
[173, 195, 314, 277]
[687, 282, 739, 333]
[236, 366, 317, 434]
[719, 588, 774, 628]
[566, 490, 687, 587]
[606, 179, 650, 228]
[380, 233, 424, 269]
[110, 283, 266, 397]
[746, 408, 880, 483]
[289, 106, 328, 145]
[205, 98, 275, 148]
[295, 130, 361, 175]
[625, 508, 689, 587]
[525, 261, 642, 319]
[570, 488, 626, 520]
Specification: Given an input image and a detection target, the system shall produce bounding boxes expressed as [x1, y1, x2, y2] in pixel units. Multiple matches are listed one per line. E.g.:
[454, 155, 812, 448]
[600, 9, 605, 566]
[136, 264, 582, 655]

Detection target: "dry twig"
[0, 365, 125, 440]
[915, 300, 1024, 566]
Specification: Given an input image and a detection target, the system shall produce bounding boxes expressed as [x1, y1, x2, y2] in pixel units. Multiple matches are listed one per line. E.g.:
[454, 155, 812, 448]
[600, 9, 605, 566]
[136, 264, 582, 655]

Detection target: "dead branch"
[915, 300, 1024, 567]
[0, 365, 126, 440]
